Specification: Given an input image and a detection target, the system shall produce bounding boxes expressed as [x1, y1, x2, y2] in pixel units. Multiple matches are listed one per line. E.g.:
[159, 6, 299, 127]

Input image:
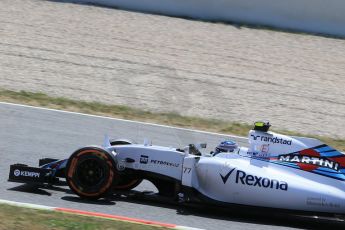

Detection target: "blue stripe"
[272, 161, 299, 168]
[270, 161, 345, 181]
[312, 170, 345, 180]
[314, 167, 339, 173]
[319, 151, 343, 158]
[315, 146, 334, 152]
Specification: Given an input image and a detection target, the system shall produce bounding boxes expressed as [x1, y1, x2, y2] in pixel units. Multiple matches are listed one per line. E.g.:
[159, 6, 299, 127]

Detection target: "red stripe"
[55, 207, 177, 228]
[300, 149, 320, 157]
[331, 156, 345, 167]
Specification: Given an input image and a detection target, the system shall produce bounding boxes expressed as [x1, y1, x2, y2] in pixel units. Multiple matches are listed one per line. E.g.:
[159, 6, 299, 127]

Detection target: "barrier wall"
[76, 0, 345, 37]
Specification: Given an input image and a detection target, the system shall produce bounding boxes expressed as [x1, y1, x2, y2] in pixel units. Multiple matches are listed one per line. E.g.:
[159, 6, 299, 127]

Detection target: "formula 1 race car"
[8, 122, 345, 216]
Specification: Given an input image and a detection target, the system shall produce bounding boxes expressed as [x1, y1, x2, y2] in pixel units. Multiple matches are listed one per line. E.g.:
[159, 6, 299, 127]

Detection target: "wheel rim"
[76, 159, 105, 187]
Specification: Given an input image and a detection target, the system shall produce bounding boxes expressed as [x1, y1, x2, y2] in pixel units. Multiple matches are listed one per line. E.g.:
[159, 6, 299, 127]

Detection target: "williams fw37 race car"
[8, 122, 345, 218]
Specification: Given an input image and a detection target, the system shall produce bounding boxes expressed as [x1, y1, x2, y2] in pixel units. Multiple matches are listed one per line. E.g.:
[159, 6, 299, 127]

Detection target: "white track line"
[2, 102, 343, 154]
[0, 198, 55, 210]
[0, 101, 248, 140]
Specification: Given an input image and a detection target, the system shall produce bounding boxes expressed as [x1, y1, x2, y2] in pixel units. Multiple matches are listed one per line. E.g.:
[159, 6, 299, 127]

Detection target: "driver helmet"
[214, 140, 238, 154]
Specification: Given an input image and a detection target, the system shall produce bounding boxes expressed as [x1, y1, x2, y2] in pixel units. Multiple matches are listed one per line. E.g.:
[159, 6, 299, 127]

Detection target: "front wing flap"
[8, 164, 57, 184]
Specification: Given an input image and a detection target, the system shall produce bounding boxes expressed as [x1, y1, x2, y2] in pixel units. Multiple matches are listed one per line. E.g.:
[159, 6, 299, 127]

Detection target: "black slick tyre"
[114, 177, 142, 191]
[66, 146, 116, 200]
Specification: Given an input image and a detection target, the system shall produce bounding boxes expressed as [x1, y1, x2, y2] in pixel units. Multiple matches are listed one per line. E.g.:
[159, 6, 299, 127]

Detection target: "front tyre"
[66, 147, 116, 200]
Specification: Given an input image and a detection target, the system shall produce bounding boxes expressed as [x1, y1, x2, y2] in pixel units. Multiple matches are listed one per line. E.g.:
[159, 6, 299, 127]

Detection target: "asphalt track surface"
[1, 103, 345, 229]
[1, 0, 345, 138]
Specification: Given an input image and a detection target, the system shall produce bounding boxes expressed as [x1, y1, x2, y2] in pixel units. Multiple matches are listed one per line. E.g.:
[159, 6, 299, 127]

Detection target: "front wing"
[8, 164, 56, 184]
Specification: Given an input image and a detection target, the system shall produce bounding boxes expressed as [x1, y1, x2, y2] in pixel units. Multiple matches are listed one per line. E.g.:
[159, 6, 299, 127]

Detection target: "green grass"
[0, 88, 344, 151]
[0, 204, 167, 230]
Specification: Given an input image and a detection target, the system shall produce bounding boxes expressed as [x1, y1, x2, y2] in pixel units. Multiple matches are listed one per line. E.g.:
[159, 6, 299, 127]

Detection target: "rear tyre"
[114, 177, 142, 191]
[66, 147, 117, 200]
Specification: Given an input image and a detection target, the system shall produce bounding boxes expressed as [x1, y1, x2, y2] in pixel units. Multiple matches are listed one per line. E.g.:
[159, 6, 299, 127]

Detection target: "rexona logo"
[279, 154, 339, 171]
[220, 168, 288, 191]
[13, 169, 40, 178]
[251, 135, 292, 145]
